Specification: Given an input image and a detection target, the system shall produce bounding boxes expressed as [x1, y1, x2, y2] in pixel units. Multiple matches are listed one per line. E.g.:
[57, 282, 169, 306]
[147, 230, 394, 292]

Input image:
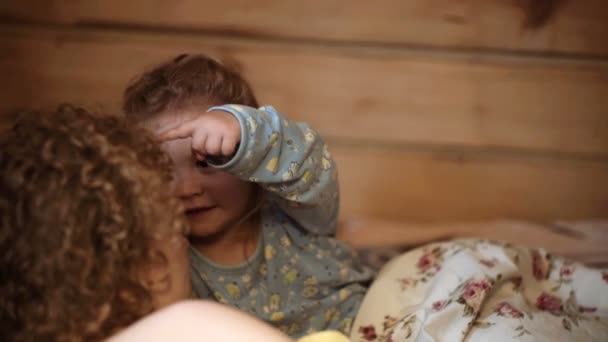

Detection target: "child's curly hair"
[0, 105, 187, 341]
[122, 53, 259, 121]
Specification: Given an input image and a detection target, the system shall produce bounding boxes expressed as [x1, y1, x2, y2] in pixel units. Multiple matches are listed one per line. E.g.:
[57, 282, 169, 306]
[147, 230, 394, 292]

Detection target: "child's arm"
[159, 104, 338, 235]
[210, 105, 339, 236]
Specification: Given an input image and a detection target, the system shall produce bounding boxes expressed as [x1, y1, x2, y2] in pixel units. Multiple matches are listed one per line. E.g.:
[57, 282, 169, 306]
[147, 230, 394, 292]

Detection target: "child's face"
[145, 109, 256, 238]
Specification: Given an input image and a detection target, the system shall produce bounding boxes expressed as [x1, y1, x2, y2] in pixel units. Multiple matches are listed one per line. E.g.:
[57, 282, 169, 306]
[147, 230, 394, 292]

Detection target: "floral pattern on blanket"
[352, 240, 608, 341]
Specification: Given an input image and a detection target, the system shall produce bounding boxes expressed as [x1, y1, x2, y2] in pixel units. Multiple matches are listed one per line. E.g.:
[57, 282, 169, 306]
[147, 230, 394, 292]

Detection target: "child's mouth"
[184, 206, 216, 219]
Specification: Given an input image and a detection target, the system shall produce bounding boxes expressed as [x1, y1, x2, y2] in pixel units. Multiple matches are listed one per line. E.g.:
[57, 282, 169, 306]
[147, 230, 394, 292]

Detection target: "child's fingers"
[191, 131, 208, 155]
[157, 121, 197, 142]
[221, 137, 238, 156]
[205, 135, 223, 156]
[193, 151, 206, 161]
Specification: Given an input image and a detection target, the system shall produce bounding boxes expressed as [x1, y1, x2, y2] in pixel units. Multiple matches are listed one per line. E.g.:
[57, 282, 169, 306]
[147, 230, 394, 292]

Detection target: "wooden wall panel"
[1, 1, 607, 55]
[1, 20, 607, 222]
[1, 25, 607, 156]
[334, 144, 608, 221]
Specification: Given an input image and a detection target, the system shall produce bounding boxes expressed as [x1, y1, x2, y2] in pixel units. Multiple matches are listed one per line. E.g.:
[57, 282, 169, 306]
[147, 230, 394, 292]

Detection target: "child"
[123, 55, 608, 342]
[123, 54, 372, 337]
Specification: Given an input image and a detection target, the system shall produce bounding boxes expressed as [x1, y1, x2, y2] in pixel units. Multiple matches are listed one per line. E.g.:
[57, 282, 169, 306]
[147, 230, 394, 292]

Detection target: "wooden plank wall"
[1, 0, 607, 222]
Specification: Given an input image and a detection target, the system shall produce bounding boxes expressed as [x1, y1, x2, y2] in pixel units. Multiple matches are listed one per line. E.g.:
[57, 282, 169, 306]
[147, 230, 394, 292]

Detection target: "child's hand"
[158, 110, 241, 159]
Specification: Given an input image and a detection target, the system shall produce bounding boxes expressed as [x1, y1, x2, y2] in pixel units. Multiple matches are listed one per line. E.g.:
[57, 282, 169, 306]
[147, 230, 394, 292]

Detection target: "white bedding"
[350, 240, 608, 341]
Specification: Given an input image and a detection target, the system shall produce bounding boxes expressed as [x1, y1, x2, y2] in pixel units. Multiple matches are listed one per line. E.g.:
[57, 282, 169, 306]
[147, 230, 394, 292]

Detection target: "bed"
[337, 219, 608, 341]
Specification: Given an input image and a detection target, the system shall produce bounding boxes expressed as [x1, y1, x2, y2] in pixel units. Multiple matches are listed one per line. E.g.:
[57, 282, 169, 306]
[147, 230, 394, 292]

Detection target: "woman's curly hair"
[0, 105, 187, 341]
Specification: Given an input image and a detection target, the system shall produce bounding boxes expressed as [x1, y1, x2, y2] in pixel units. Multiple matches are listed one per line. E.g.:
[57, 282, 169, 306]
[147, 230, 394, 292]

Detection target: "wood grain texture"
[1, 0, 607, 55]
[1, 25, 607, 221]
[334, 144, 608, 221]
[1, 25, 607, 156]
[338, 219, 608, 265]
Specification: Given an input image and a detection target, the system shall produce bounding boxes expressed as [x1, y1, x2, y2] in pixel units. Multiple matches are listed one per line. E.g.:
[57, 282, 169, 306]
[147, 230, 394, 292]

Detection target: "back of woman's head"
[0, 105, 185, 341]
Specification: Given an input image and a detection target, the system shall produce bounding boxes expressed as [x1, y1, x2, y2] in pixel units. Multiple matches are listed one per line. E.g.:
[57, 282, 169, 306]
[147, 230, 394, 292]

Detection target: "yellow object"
[270, 311, 285, 322]
[297, 331, 350, 342]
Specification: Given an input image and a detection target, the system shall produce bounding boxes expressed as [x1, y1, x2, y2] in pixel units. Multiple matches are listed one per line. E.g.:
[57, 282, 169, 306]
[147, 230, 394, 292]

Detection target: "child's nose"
[172, 173, 203, 199]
